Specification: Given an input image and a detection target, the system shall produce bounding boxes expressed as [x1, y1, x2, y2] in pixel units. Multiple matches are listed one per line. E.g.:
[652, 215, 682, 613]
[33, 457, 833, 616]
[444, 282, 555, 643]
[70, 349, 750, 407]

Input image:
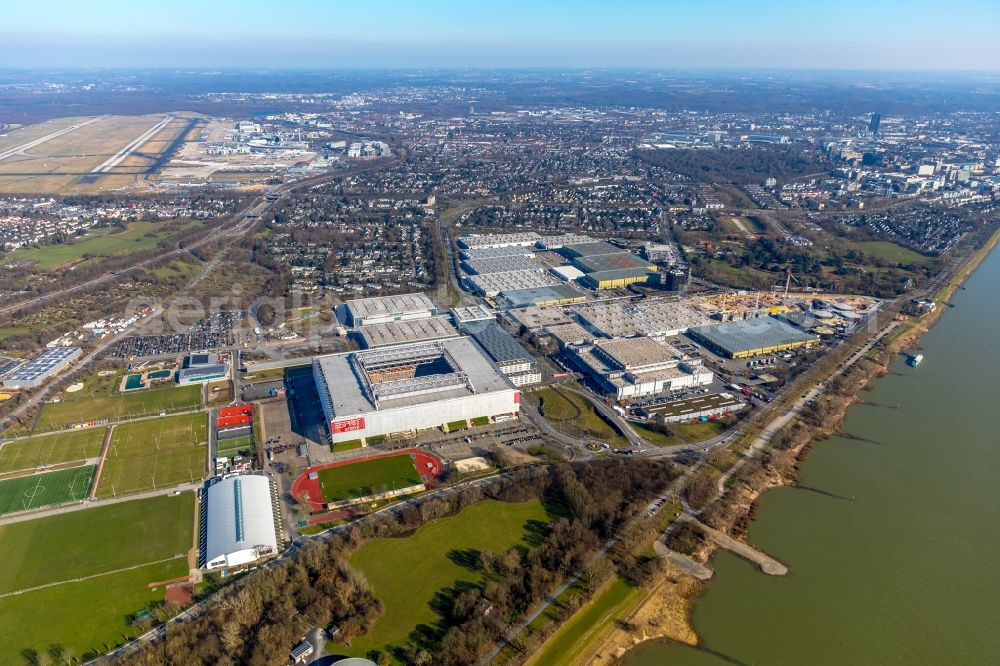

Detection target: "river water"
[624, 247, 1000, 665]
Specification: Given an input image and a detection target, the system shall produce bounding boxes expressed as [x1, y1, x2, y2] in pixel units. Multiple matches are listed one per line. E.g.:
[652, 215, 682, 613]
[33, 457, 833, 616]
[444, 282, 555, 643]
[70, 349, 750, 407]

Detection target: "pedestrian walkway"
[676, 513, 788, 576]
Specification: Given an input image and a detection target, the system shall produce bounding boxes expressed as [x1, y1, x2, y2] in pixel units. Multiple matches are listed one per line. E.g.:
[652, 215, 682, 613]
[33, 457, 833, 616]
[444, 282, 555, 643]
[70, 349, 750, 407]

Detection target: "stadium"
[312, 337, 521, 445]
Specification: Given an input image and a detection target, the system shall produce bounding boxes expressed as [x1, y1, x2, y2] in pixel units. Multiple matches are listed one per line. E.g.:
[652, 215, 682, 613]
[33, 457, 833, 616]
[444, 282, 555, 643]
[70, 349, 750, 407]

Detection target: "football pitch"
[95, 413, 207, 498]
[0, 465, 95, 515]
[0, 493, 195, 663]
[36, 384, 203, 431]
[0, 428, 105, 474]
[318, 455, 423, 503]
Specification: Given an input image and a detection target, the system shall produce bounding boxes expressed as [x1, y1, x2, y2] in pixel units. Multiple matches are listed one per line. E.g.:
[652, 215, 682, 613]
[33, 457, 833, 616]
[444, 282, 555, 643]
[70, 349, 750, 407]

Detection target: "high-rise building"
[869, 113, 881, 134]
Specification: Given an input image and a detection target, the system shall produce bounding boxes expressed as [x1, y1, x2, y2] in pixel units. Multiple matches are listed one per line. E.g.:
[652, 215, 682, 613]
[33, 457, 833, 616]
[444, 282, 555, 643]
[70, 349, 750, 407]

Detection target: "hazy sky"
[2, 0, 998, 70]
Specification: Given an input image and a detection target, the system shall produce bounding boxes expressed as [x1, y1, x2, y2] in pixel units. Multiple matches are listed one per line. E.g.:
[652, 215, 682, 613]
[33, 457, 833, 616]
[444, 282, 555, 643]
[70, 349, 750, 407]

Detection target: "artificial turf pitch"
[317, 454, 423, 503]
[0, 465, 95, 515]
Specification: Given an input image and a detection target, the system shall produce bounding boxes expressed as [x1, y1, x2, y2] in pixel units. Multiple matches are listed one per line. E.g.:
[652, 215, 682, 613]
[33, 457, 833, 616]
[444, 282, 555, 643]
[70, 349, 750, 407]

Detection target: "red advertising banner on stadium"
[332, 417, 365, 434]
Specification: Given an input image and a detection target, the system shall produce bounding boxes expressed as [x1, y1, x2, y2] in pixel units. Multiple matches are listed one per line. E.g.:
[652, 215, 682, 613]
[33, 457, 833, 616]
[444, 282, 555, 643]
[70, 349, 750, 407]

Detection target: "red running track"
[290, 447, 444, 512]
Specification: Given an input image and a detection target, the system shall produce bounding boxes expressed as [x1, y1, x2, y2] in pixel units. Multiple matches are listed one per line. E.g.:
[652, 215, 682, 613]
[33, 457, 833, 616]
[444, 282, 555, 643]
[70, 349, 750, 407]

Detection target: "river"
[625, 246, 1000, 665]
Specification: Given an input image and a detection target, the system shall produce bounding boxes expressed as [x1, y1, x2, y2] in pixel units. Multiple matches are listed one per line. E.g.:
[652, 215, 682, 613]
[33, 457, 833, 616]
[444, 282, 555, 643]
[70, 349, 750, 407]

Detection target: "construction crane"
[783, 268, 800, 296]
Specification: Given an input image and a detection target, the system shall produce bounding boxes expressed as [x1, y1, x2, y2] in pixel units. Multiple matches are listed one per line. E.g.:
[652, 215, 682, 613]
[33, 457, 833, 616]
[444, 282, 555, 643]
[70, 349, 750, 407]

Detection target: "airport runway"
[90, 115, 176, 174]
[0, 116, 104, 162]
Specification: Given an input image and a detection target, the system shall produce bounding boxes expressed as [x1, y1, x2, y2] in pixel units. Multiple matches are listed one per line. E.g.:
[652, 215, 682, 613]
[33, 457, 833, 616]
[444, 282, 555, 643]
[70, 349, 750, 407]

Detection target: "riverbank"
[610, 224, 1000, 664]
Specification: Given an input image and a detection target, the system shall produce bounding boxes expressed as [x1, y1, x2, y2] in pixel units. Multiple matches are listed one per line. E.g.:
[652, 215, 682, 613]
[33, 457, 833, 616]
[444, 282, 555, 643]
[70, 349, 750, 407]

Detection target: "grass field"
[36, 384, 202, 431]
[2, 221, 167, 269]
[848, 241, 933, 265]
[0, 493, 194, 662]
[534, 387, 629, 447]
[318, 455, 423, 503]
[0, 428, 105, 474]
[525, 578, 643, 666]
[342, 499, 553, 660]
[95, 413, 207, 498]
[0, 465, 95, 515]
[675, 417, 735, 442]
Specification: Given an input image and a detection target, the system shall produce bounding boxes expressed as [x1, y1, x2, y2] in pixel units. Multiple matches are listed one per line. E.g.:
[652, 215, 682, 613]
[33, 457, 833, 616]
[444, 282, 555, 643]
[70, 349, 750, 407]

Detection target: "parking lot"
[109, 312, 249, 358]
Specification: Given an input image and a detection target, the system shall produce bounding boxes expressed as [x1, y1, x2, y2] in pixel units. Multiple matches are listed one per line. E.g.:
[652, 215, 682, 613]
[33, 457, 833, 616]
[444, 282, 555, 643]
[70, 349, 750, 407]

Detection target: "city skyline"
[2, 0, 999, 71]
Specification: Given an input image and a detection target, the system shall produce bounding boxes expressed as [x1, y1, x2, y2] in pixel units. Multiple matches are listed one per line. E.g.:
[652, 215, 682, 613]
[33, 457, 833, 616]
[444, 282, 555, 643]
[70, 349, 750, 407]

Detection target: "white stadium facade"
[202, 475, 281, 570]
[313, 337, 521, 444]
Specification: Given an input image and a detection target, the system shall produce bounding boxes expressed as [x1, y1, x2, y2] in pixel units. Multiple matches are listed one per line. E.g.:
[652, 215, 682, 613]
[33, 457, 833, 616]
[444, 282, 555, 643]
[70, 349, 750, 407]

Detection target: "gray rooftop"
[499, 284, 586, 308]
[470, 322, 533, 365]
[689, 316, 817, 355]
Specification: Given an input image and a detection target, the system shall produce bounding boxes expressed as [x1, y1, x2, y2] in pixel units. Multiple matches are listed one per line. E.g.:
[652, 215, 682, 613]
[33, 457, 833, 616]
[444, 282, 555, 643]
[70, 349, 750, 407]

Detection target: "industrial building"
[498, 284, 587, 308]
[572, 336, 713, 400]
[573, 300, 709, 340]
[355, 317, 459, 349]
[459, 245, 534, 261]
[312, 337, 521, 444]
[457, 232, 542, 249]
[639, 392, 747, 423]
[688, 316, 818, 359]
[543, 322, 594, 349]
[466, 270, 561, 297]
[177, 353, 229, 385]
[202, 475, 280, 570]
[552, 240, 659, 290]
[469, 322, 541, 386]
[3, 346, 81, 389]
[450, 304, 496, 328]
[579, 267, 658, 290]
[461, 254, 542, 275]
[338, 293, 437, 328]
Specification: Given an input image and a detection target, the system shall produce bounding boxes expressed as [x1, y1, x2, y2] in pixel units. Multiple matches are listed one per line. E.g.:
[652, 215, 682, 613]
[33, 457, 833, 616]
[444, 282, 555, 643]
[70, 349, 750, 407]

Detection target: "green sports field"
[95, 413, 207, 498]
[0, 493, 195, 663]
[318, 454, 423, 503]
[36, 384, 203, 431]
[341, 499, 553, 660]
[0, 465, 95, 515]
[0, 428, 106, 474]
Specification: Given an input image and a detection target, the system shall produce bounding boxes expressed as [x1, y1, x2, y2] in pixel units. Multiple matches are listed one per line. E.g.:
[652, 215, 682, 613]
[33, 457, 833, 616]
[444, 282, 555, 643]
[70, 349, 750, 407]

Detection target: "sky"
[1, 0, 998, 70]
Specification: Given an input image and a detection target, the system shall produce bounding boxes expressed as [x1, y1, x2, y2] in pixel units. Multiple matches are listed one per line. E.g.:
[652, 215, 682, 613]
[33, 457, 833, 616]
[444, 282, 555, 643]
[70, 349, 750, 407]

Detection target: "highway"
[0, 116, 104, 162]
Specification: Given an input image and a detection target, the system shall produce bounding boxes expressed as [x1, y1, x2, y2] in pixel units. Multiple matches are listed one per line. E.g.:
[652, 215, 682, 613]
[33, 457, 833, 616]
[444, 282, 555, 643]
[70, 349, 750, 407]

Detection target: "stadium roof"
[688, 316, 817, 356]
[314, 337, 514, 416]
[204, 475, 278, 569]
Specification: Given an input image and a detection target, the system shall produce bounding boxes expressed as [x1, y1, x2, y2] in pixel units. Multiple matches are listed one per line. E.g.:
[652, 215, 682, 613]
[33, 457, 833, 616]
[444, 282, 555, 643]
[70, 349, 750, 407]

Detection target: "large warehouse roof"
[573, 252, 653, 273]
[356, 317, 459, 349]
[688, 316, 817, 356]
[204, 475, 279, 569]
[343, 293, 436, 325]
